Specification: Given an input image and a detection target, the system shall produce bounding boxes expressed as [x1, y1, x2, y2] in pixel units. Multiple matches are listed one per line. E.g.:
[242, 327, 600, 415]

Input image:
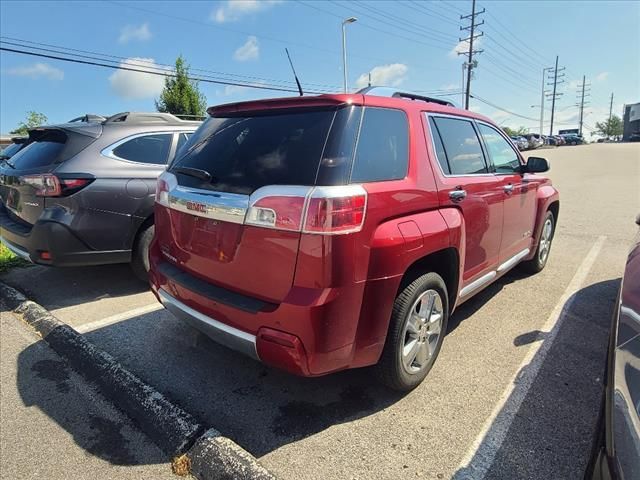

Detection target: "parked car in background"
[0, 136, 28, 160]
[524, 133, 543, 149]
[149, 87, 560, 391]
[542, 135, 557, 146]
[562, 134, 584, 145]
[586, 215, 640, 480]
[0, 112, 200, 280]
[554, 135, 566, 145]
[510, 135, 529, 151]
[628, 132, 640, 142]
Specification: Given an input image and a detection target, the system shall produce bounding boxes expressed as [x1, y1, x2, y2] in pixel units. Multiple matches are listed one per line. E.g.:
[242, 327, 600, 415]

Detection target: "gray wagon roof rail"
[103, 112, 202, 126]
[357, 86, 456, 107]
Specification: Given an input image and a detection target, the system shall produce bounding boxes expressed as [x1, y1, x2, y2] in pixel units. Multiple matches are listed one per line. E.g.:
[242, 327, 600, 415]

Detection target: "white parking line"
[75, 303, 164, 333]
[455, 235, 607, 479]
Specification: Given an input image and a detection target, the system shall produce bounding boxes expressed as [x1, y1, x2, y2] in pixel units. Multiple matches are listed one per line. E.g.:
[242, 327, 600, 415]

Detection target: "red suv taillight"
[303, 186, 367, 234]
[246, 184, 367, 235]
[20, 174, 93, 197]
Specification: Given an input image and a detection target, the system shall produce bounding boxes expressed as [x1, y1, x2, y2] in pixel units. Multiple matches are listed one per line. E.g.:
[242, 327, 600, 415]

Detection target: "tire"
[522, 210, 555, 274]
[375, 272, 449, 391]
[131, 224, 154, 282]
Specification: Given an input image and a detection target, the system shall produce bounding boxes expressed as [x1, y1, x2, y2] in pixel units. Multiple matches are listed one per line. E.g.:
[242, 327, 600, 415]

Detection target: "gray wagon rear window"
[7, 130, 66, 169]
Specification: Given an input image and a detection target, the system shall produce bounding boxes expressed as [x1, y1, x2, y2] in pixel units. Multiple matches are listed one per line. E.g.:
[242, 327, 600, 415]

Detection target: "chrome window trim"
[101, 129, 197, 166]
[425, 113, 494, 178]
[474, 120, 525, 175]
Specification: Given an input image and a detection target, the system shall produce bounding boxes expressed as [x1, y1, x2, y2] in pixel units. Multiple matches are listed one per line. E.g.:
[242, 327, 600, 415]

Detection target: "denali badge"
[186, 201, 207, 213]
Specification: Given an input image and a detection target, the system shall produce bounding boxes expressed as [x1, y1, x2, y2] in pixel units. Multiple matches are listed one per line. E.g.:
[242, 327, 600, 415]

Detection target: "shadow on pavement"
[15, 336, 167, 466]
[452, 278, 619, 480]
[1, 264, 147, 311]
[447, 267, 531, 334]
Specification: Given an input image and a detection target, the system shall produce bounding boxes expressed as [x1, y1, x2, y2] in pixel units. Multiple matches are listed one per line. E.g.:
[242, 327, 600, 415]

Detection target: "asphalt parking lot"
[1, 143, 639, 480]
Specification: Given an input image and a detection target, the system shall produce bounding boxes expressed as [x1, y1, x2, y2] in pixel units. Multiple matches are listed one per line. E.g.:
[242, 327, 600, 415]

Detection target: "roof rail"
[357, 86, 456, 107]
[103, 112, 202, 126]
[68, 114, 107, 123]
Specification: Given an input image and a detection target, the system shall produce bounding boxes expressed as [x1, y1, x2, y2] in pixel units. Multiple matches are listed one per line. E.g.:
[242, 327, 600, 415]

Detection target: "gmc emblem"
[186, 201, 207, 213]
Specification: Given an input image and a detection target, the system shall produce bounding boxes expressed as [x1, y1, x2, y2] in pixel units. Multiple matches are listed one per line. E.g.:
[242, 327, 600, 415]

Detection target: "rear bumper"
[0, 205, 131, 266]
[149, 257, 393, 377]
[158, 288, 259, 360]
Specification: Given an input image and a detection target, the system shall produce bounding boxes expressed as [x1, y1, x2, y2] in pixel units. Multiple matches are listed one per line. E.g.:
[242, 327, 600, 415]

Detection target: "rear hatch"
[155, 101, 364, 303]
[0, 124, 100, 226]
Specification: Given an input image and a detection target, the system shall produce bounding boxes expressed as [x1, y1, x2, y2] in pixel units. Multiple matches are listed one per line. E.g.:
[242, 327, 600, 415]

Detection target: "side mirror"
[525, 156, 549, 173]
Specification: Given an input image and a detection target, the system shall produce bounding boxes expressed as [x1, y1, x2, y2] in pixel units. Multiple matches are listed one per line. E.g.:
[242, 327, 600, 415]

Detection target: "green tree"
[10, 111, 48, 135]
[155, 55, 207, 118]
[594, 115, 623, 138]
[502, 126, 528, 137]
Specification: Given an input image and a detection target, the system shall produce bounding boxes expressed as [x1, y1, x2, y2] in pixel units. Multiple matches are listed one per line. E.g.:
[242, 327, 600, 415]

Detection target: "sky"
[1, 0, 639, 137]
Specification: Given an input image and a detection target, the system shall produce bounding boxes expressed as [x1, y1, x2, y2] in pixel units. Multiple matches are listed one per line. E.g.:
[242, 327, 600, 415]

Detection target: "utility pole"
[546, 55, 565, 136]
[576, 75, 591, 136]
[539, 67, 553, 136]
[608, 92, 614, 138]
[458, 0, 484, 110]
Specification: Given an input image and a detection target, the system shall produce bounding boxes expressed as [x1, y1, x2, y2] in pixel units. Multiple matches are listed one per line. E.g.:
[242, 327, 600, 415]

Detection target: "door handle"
[503, 183, 514, 195]
[449, 189, 467, 202]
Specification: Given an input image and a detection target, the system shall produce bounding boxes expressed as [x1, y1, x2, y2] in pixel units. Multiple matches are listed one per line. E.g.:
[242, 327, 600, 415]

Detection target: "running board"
[459, 248, 530, 299]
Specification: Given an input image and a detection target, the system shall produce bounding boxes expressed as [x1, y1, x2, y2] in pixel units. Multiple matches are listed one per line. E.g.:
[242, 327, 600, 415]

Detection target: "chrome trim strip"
[158, 289, 258, 360]
[497, 248, 530, 273]
[0, 236, 31, 262]
[460, 271, 496, 298]
[167, 186, 248, 224]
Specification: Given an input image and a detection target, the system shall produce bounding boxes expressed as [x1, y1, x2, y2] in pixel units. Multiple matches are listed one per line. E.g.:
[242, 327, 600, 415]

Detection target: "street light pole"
[342, 17, 357, 93]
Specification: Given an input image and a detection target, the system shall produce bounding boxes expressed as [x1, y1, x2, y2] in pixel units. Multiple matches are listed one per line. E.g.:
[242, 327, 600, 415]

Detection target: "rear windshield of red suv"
[170, 105, 409, 194]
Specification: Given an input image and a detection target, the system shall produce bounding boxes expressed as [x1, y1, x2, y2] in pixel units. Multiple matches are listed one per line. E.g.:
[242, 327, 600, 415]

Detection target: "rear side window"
[431, 117, 488, 175]
[112, 133, 172, 165]
[351, 107, 408, 182]
[428, 117, 451, 174]
[172, 110, 336, 194]
[7, 130, 66, 169]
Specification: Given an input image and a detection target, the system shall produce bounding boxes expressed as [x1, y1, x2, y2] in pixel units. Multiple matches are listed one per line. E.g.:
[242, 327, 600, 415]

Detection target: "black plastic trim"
[157, 261, 275, 314]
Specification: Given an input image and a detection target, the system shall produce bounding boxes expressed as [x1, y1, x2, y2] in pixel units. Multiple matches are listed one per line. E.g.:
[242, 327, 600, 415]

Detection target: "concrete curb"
[1, 281, 277, 480]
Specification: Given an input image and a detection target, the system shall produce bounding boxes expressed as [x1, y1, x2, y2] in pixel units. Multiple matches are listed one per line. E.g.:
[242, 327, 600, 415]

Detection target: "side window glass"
[112, 133, 172, 165]
[428, 116, 450, 174]
[478, 124, 521, 173]
[351, 107, 409, 182]
[432, 117, 488, 175]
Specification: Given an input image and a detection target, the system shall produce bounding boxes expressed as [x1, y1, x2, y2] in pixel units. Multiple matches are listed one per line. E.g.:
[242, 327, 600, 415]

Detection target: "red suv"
[149, 87, 559, 391]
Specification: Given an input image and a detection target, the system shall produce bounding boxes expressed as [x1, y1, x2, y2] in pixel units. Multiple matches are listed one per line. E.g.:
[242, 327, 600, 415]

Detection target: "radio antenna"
[285, 48, 304, 96]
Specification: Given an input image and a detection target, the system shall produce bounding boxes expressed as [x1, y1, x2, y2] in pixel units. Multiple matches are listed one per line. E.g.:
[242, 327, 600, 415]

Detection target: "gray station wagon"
[0, 112, 200, 279]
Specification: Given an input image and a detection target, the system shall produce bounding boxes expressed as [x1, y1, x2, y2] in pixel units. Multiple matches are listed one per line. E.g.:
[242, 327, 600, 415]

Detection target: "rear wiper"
[173, 166, 215, 183]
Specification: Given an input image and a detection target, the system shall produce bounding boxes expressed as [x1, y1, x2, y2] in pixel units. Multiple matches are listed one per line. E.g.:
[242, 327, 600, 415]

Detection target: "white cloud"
[356, 63, 408, 89]
[118, 23, 152, 44]
[234, 36, 259, 61]
[108, 57, 166, 99]
[212, 0, 280, 23]
[440, 83, 460, 92]
[7, 63, 64, 80]
[223, 85, 248, 95]
[595, 71, 609, 82]
[449, 37, 482, 59]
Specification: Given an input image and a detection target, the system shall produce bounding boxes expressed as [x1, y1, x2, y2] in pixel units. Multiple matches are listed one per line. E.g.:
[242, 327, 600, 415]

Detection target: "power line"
[406, 1, 461, 27]
[0, 36, 342, 90]
[0, 46, 328, 94]
[470, 94, 539, 121]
